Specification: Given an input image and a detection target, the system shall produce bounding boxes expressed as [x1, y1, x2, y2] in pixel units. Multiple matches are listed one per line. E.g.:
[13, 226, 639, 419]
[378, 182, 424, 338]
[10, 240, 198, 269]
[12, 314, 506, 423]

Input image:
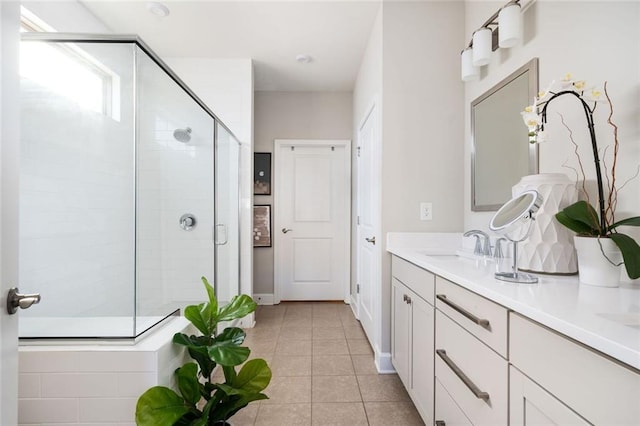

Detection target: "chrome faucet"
[463, 230, 492, 257]
[493, 237, 507, 259]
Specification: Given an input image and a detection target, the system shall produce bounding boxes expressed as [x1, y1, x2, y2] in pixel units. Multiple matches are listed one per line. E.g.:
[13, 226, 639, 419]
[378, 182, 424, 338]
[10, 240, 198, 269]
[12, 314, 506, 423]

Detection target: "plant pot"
[574, 236, 622, 288]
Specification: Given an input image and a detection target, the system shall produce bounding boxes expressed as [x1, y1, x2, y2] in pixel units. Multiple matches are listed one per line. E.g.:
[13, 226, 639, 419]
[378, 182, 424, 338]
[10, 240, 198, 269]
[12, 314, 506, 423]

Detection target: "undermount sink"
[415, 249, 495, 263]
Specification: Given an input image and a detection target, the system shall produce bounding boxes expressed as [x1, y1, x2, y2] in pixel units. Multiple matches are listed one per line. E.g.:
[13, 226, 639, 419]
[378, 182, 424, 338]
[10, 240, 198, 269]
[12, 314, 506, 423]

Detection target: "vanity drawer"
[510, 313, 640, 425]
[392, 256, 435, 305]
[435, 310, 508, 426]
[435, 276, 507, 357]
[435, 377, 472, 426]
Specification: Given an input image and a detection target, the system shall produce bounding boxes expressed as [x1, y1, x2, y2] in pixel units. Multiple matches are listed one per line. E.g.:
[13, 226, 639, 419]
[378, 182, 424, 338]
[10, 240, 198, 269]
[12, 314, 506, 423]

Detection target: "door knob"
[7, 287, 41, 315]
[282, 228, 293, 234]
[365, 236, 376, 245]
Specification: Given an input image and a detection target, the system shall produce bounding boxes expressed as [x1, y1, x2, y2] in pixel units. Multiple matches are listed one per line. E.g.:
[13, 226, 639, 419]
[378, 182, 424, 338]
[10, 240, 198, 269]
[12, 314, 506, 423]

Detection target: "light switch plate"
[420, 202, 433, 221]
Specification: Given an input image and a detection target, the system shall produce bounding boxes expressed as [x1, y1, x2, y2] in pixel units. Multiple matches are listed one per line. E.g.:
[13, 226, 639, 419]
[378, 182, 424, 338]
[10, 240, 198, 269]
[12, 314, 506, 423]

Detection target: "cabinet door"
[392, 278, 410, 387]
[411, 293, 434, 424]
[510, 366, 590, 426]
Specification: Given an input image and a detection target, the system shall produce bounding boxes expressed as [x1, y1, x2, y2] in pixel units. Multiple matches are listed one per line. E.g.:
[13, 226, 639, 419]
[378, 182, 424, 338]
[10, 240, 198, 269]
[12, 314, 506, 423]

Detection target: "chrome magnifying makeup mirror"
[489, 190, 543, 283]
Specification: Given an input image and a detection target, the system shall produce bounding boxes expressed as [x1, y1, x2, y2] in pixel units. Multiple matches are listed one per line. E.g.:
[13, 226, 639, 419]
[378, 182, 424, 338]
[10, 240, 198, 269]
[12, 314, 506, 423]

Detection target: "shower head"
[173, 127, 192, 143]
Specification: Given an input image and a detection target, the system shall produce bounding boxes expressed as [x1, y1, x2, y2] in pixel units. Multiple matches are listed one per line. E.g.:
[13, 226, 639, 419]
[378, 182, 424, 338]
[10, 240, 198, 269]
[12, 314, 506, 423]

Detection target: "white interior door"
[274, 140, 350, 302]
[1, 3, 20, 423]
[356, 102, 380, 347]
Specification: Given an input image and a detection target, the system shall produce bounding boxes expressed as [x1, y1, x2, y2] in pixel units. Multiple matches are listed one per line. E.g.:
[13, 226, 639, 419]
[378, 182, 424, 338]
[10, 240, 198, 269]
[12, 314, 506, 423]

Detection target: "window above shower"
[19, 7, 121, 119]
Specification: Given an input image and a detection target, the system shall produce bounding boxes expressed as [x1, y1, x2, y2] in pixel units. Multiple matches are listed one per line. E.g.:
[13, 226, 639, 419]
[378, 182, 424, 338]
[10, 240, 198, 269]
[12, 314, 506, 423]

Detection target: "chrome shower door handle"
[7, 287, 41, 315]
[215, 224, 228, 245]
[282, 228, 293, 234]
[365, 236, 376, 245]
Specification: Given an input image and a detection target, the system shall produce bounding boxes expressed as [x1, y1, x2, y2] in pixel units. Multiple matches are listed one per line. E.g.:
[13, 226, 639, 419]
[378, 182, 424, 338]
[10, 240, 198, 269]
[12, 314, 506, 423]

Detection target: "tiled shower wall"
[19, 42, 136, 320]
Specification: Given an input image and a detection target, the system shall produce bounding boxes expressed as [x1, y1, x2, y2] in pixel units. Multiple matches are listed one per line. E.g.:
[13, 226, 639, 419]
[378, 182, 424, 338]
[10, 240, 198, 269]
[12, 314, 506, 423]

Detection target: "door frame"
[1, 2, 21, 423]
[273, 139, 351, 304]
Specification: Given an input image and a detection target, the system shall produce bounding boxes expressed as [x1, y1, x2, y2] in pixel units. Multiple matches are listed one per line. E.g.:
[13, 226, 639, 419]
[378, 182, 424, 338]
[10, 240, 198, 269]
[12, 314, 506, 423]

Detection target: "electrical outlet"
[420, 202, 433, 221]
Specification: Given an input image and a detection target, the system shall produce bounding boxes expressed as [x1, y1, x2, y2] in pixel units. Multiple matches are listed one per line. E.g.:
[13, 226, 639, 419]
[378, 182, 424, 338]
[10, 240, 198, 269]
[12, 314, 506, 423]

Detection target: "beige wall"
[464, 1, 640, 246]
[253, 91, 353, 295]
[352, 2, 465, 359]
[379, 1, 465, 353]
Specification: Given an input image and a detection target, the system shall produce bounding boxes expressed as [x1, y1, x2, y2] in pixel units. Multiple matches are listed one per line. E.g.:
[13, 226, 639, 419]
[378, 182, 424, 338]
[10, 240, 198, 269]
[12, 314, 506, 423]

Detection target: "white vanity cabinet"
[434, 277, 508, 426]
[389, 247, 640, 426]
[510, 313, 640, 425]
[391, 256, 435, 425]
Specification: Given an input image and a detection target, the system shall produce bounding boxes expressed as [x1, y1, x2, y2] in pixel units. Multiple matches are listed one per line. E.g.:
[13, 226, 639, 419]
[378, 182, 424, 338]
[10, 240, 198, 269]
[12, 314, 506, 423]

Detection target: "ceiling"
[81, 1, 382, 91]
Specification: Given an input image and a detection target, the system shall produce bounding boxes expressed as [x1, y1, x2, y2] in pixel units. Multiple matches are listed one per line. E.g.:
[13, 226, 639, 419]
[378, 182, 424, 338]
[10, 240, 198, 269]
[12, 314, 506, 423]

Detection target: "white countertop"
[387, 233, 640, 371]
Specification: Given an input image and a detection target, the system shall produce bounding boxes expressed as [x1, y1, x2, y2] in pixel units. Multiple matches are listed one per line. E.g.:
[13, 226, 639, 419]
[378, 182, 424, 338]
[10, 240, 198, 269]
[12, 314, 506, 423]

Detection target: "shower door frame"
[19, 32, 244, 338]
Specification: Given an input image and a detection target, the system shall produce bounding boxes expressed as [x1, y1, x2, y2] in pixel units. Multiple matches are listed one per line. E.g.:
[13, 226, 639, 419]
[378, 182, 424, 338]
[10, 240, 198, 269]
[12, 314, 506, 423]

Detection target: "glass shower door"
[215, 123, 240, 304]
[135, 46, 215, 334]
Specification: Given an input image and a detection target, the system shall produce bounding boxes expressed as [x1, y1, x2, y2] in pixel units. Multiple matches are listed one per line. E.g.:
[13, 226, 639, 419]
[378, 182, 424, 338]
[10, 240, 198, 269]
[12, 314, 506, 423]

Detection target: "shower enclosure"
[18, 34, 241, 339]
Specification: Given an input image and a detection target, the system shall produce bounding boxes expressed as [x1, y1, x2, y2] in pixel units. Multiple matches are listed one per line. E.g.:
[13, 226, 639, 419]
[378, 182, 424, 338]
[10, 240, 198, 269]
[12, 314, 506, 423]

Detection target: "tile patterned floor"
[225, 302, 425, 426]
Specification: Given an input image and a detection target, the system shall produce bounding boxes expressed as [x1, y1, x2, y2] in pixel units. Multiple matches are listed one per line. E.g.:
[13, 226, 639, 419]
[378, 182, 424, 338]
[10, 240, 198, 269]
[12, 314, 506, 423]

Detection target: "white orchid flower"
[559, 73, 575, 90]
[521, 110, 541, 131]
[583, 87, 607, 102]
[573, 80, 586, 91]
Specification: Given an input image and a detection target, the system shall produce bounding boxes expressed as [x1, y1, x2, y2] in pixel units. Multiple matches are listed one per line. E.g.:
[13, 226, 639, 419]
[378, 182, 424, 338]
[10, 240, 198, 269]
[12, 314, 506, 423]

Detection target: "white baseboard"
[350, 295, 359, 319]
[375, 351, 396, 374]
[253, 293, 274, 305]
[237, 313, 256, 329]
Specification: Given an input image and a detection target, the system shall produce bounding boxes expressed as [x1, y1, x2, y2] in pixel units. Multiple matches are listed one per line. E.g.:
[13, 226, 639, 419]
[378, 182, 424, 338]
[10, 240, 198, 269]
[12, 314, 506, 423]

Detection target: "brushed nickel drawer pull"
[436, 349, 490, 402]
[436, 294, 490, 329]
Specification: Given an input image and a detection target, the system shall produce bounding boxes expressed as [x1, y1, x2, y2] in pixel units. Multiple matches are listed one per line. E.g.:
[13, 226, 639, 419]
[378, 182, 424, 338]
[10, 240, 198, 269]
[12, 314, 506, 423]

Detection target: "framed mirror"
[471, 58, 539, 211]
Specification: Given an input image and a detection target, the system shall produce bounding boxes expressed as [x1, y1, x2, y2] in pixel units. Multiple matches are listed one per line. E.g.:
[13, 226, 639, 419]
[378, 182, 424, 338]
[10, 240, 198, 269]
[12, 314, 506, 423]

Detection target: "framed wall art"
[254, 152, 271, 195]
[253, 204, 272, 247]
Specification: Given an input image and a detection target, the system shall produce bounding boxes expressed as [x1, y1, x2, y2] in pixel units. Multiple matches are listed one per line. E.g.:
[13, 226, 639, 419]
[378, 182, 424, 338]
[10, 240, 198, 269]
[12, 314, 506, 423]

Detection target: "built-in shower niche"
[19, 34, 240, 339]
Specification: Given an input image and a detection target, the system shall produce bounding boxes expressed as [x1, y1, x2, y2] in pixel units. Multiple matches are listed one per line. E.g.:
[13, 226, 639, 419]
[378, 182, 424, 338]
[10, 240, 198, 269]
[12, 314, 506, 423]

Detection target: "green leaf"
[214, 327, 246, 346]
[555, 211, 597, 235]
[216, 294, 257, 323]
[223, 365, 238, 384]
[610, 216, 640, 230]
[208, 343, 250, 367]
[188, 347, 216, 381]
[176, 363, 201, 406]
[609, 233, 640, 279]
[201, 276, 218, 317]
[212, 392, 269, 420]
[557, 201, 601, 234]
[232, 359, 272, 393]
[184, 303, 214, 336]
[173, 333, 211, 348]
[172, 334, 216, 380]
[135, 386, 189, 426]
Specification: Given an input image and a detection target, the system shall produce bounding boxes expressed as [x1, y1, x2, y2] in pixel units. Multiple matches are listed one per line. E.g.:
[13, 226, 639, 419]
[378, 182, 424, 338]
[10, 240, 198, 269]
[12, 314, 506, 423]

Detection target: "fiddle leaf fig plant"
[136, 277, 271, 425]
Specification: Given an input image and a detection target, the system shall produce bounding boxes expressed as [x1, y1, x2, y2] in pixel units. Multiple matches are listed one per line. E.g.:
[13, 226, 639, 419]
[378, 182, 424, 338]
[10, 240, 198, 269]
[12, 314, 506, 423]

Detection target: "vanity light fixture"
[499, 2, 523, 48]
[472, 28, 492, 66]
[461, 48, 479, 81]
[461, 0, 527, 81]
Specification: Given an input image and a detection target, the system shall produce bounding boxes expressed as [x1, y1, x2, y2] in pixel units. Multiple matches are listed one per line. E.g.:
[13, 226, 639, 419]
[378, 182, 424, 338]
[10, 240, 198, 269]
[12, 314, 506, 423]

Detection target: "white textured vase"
[574, 236, 622, 288]
[512, 173, 578, 274]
